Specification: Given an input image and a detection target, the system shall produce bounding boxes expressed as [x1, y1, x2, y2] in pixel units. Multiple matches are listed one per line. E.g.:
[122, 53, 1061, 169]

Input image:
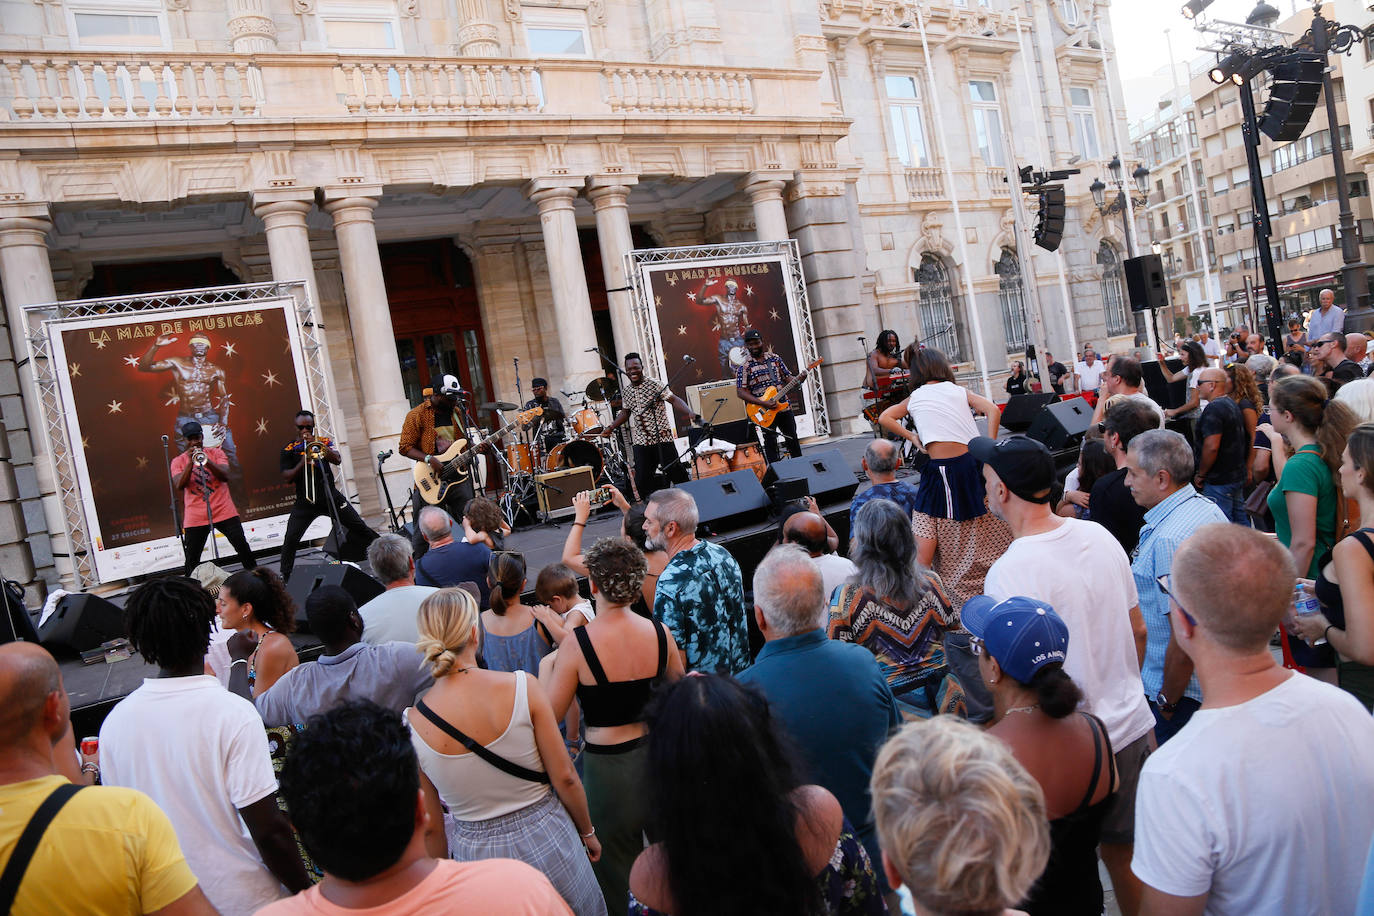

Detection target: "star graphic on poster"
[222, 342, 238, 357]
[262, 370, 281, 387]
[69, 363, 81, 378]
[695, 368, 704, 378]
[686, 291, 697, 302]
[746, 285, 755, 297]
[80, 435, 90, 451]
[677, 325, 687, 336]
[666, 275, 677, 287]
[769, 308, 781, 320]
[106, 399, 123, 414]
[93, 338, 107, 350]
[135, 456, 148, 470]
[122, 355, 140, 368]
[256, 418, 269, 435]
[654, 295, 662, 307]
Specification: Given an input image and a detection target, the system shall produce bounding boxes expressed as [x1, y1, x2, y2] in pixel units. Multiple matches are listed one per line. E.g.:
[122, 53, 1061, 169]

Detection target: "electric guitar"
[413, 407, 542, 504]
[745, 359, 824, 428]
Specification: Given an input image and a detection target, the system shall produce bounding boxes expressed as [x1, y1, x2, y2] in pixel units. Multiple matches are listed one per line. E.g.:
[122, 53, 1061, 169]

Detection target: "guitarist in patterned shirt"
[399, 373, 474, 558]
[735, 329, 806, 463]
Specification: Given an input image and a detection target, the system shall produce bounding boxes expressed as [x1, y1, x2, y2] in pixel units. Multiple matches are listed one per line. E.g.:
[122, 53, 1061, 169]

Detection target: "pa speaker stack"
[285, 564, 385, 632]
[1123, 254, 1169, 313]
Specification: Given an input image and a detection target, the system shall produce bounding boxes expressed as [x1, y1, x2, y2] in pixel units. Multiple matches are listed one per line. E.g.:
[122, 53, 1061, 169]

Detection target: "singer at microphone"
[600, 351, 698, 498]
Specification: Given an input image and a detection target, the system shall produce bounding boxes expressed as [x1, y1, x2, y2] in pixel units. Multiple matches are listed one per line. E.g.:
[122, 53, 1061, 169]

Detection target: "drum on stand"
[729, 443, 767, 482]
[504, 442, 534, 474]
[693, 451, 732, 479]
[465, 427, 489, 492]
[572, 407, 603, 437]
[545, 439, 604, 482]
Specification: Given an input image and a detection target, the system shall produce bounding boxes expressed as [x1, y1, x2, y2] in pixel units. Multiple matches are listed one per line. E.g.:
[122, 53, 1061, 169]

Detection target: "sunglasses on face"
[1156, 573, 1198, 627]
[297, 424, 315, 430]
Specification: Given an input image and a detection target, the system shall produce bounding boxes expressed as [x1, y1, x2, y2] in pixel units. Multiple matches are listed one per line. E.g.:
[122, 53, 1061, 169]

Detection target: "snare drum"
[572, 407, 603, 437]
[504, 442, 534, 474]
[729, 443, 767, 482]
[544, 439, 604, 482]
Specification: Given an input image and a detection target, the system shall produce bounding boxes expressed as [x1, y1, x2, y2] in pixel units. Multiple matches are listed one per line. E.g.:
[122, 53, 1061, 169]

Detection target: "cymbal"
[481, 400, 519, 412]
[586, 377, 619, 401]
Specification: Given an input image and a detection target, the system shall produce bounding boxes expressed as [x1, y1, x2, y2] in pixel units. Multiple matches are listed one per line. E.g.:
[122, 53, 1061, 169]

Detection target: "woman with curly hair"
[216, 567, 298, 696]
[628, 674, 885, 916]
[407, 587, 606, 915]
[1225, 361, 1261, 481]
[546, 537, 684, 910]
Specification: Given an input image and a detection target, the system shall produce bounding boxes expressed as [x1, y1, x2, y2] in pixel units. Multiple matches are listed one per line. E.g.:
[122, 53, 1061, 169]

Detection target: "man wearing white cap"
[399, 373, 474, 557]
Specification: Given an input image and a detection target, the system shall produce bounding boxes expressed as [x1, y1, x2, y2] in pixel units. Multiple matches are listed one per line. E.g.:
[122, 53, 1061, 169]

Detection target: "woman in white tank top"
[877, 348, 1014, 611]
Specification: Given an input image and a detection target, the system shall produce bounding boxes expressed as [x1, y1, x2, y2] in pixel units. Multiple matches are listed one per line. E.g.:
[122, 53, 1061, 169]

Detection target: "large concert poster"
[638, 254, 815, 438]
[47, 300, 329, 583]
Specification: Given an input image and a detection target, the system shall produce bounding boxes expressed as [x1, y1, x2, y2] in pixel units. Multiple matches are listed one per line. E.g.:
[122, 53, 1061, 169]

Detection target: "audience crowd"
[11, 320, 1374, 916]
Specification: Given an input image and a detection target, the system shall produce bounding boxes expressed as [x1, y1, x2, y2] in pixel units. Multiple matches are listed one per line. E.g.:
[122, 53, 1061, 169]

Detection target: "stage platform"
[59, 432, 890, 733]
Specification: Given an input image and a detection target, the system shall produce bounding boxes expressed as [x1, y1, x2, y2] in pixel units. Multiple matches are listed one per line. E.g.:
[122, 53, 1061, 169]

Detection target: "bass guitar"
[413, 407, 542, 504]
[745, 359, 823, 428]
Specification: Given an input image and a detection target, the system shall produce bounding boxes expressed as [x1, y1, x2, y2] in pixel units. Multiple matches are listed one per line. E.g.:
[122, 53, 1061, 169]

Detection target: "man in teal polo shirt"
[738, 544, 900, 877]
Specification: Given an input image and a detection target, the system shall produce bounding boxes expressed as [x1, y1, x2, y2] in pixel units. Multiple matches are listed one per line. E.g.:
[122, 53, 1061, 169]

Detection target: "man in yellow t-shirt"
[0, 643, 214, 915]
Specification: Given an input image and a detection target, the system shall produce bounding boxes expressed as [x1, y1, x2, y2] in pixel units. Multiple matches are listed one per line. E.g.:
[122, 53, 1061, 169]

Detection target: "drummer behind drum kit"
[493, 376, 632, 525]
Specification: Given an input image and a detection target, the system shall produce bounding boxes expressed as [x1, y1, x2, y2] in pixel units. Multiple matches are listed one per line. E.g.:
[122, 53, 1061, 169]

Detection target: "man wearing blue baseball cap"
[973, 434, 1154, 915]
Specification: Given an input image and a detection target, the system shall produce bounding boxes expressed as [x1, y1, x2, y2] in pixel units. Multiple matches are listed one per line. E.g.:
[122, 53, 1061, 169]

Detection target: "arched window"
[1060, 0, 1081, 26]
[1097, 241, 1130, 336]
[995, 247, 1028, 353]
[913, 254, 963, 360]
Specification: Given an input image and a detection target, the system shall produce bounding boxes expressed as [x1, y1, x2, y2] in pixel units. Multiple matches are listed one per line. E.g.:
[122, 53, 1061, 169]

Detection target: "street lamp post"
[1091, 155, 1152, 345]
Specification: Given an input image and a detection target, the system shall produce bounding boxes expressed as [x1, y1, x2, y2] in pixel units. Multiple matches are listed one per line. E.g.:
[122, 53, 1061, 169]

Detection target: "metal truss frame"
[22, 281, 333, 588]
[625, 240, 829, 437]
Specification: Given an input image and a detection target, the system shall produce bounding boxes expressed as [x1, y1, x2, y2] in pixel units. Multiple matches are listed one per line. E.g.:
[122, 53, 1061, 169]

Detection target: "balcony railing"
[602, 66, 753, 114]
[906, 167, 945, 201]
[1, 54, 262, 120]
[337, 60, 541, 115]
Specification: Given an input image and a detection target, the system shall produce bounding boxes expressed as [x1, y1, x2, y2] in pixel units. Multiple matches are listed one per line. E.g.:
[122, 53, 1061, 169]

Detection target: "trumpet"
[192, 447, 208, 467]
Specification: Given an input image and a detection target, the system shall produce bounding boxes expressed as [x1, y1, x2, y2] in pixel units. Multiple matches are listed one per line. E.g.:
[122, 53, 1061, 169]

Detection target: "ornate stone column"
[0, 205, 69, 586]
[456, 0, 501, 56]
[226, 0, 278, 52]
[586, 176, 639, 362]
[253, 192, 319, 306]
[527, 179, 602, 391]
[321, 190, 410, 502]
[744, 172, 790, 242]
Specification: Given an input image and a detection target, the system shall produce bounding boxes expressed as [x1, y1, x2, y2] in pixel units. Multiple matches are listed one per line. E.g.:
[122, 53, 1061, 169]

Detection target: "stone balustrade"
[905, 167, 945, 201]
[0, 54, 262, 120]
[337, 59, 541, 115]
[601, 66, 754, 114]
[985, 166, 1012, 197]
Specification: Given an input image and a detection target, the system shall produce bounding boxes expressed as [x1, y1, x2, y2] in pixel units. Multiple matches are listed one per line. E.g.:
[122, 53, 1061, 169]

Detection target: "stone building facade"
[0, 0, 1135, 595]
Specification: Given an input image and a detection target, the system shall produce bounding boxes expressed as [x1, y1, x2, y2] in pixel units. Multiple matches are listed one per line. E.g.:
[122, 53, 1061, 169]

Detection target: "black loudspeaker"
[1141, 358, 1187, 410]
[1027, 399, 1094, 451]
[1000, 392, 1057, 432]
[761, 449, 861, 506]
[1123, 254, 1169, 312]
[285, 564, 385, 632]
[38, 593, 125, 655]
[675, 470, 771, 533]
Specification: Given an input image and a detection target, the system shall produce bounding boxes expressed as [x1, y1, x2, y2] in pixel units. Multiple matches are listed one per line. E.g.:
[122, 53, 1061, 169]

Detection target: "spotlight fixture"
[1181, 0, 1214, 20]
[1258, 51, 1325, 142]
[1209, 50, 1250, 85]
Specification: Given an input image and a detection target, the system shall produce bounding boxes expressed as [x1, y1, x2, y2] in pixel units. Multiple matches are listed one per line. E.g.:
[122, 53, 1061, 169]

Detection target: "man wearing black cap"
[973, 433, 1154, 915]
[522, 377, 566, 454]
[399, 374, 473, 557]
[171, 419, 257, 576]
[280, 410, 378, 582]
[735, 329, 805, 462]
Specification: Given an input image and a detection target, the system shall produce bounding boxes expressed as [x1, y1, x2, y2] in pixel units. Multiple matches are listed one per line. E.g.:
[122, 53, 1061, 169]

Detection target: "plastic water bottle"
[1294, 582, 1327, 645]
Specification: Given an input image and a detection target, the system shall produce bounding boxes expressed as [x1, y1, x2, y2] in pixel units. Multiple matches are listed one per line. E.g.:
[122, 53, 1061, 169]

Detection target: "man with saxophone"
[171, 420, 257, 577]
[278, 409, 377, 583]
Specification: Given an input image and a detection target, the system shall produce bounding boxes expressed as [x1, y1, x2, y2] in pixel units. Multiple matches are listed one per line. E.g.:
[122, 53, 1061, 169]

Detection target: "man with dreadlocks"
[99, 577, 310, 914]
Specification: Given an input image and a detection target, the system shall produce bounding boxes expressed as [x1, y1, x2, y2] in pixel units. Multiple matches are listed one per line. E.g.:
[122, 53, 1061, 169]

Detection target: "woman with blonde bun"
[406, 587, 607, 916]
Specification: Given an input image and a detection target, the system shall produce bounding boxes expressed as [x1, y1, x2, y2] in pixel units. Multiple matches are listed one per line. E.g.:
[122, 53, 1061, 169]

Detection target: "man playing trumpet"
[171, 419, 257, 577]
[278, 409, 377, 583]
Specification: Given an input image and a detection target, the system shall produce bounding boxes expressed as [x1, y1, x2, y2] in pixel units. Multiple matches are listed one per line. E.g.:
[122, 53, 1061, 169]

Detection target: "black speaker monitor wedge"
[39, 592, 125, 655]
[760, 449, 860, 507]
[285, 564, 385, 632]
[675, 470, 771, 533]
[1000, 392, 1057, 432]
[1027, 398, 1094, 452]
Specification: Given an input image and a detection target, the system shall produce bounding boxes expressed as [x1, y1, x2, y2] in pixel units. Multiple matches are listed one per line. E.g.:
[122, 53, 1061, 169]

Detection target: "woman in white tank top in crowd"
[878, 348, 1013, 611]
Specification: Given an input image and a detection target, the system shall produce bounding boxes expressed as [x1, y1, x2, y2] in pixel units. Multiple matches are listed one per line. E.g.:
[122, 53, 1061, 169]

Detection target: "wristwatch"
[1154, 692, 1176, 713]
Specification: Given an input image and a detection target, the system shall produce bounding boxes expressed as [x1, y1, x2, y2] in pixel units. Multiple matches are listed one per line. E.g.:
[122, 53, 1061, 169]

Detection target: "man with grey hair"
[849, 438, 921, 532]
[1311, 332, 1364, 386]
[1347, 332, 1372, 375]
[1123, 429, 1226, 743]
[1305, 287, 1345, 341]
[358, 533, 438, 645]
[1133, 525, 1374, 915]
[739, 544, 899, 882]
[646, 487, 748, 673]
[413, 503, 493, 606]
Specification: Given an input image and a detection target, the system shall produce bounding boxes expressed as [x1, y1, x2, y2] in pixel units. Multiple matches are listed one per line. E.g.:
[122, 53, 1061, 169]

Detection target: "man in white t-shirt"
[971, 434, 1154, 916]
[1090, 354, 1164, 428]
[1134, 524, 1374, 915]
[782, 509, 855, 602]
[359, 532, 438, 645]
[1073, 344, 1106, 392]
[100, 578, 311, 915]
[1197, 330, 1222, 365]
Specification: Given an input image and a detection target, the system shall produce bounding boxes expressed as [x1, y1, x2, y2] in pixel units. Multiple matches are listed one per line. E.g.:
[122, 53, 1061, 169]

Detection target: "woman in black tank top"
[545, 537, 686, 911]
[1290, 427, 1374, 710]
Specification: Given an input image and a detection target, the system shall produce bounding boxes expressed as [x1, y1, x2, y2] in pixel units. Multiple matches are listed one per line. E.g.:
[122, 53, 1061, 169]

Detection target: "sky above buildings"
[1114, 0, 1307, 125]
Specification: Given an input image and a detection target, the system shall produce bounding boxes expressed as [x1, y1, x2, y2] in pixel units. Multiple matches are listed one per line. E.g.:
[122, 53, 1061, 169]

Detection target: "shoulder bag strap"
[654, 620, 668, 676]
[0, 783, 84, 913]
[413, 699, 550, 785]
[574, 626, 610, 687]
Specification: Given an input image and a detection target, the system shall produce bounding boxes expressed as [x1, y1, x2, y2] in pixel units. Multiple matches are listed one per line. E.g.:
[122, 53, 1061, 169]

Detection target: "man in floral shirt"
[645, 488, 749, 673]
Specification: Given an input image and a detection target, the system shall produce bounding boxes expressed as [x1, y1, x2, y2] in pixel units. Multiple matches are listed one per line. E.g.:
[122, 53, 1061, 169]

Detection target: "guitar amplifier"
[687, 381, 749, 424]
[536, 465, 597, 519]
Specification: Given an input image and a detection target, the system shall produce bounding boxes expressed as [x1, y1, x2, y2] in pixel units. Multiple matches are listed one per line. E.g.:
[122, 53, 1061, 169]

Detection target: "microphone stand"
[376, 450, 403, 533]
[681, 395, 728, 479]
[161, 435, 185, 554]
[198, 455, 219, 561]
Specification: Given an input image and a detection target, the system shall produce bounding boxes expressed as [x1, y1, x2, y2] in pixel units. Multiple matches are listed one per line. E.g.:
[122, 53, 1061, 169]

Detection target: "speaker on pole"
[1123, 254, 1169, 313]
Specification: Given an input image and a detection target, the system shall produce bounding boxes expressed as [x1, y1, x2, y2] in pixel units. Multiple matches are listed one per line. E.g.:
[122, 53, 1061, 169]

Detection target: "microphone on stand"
[161, 435, 169, 444]
[377, 449, 393, 462]
[585, 347, 600, 353]
[683, 354, 695, 362]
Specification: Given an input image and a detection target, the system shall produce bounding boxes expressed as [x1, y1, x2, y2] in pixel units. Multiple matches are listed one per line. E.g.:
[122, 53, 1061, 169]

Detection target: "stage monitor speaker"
[1141, 357, 1187, 409]
[536, 465, 597, 520]
[761, 449, 861, 506]
[39, 592, 125, 655]
[1123, 254, 1169, 312]
[1000, 392, 1057, 432]
[687, 380, 749, 424]
[1027, 399, 1094, 452]
[286, 564, 385, 632]
[1, 579, 39, 646]
[676, 469, 771, 533]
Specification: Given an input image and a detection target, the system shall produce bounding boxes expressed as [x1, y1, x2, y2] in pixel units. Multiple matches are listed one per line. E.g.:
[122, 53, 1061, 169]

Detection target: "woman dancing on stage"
[878, 348, 1012, 610]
